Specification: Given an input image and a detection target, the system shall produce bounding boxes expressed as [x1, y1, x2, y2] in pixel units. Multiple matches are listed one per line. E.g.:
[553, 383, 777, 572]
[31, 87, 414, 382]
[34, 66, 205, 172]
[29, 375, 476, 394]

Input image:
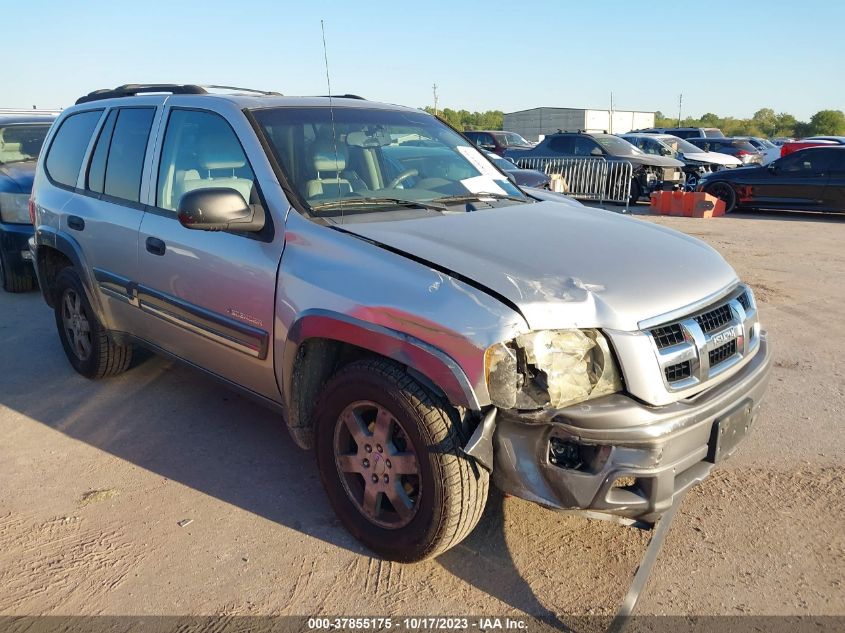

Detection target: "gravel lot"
[0, 208, 843, 623]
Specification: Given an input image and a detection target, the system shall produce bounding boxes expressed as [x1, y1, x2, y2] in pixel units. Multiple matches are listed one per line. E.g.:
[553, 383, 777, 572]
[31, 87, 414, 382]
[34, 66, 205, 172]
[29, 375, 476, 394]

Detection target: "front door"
[135, 107, 285, 400]
[752, 149, 833, 209]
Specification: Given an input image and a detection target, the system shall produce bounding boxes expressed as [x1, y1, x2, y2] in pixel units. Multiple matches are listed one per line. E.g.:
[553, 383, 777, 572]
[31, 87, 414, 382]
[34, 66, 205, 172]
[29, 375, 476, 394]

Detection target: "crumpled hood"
[340, 201, 738, 332]
[681, 151, 742, 167]
[632, 154, 685, 168]
[0, 161, 36, 194]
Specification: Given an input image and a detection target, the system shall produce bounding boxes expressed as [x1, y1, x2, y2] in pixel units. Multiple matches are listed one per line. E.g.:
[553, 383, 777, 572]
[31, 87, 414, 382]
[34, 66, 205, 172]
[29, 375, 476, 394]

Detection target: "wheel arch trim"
[282, 309, 482, 412]
[32, 227, 103, 316]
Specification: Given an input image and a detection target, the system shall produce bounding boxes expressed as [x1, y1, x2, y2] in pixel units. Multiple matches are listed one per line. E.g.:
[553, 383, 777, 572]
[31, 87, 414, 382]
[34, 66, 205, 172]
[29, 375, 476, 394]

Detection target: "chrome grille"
[647, 285, 760, 391]
[709, 339, 737, 368]
[694, 304, 732, 333]
[665, 361, 692, 382]
[651, 324, 685, 349]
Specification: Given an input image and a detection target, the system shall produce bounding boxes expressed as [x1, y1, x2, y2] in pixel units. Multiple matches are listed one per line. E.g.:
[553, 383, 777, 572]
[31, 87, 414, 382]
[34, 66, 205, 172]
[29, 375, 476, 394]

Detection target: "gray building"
[503, 107, 655, 142]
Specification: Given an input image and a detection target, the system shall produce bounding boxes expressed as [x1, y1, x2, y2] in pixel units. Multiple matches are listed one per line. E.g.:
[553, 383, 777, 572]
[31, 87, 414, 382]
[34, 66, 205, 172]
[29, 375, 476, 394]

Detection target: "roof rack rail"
[75, 84, 282, 105]
[318, 94, 366, 100]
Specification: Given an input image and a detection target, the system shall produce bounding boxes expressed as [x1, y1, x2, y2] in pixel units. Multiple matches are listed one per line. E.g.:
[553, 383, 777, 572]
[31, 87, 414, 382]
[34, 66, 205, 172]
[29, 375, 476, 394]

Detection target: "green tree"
[752, 108, 777, 137]
[700, 112, 720, 126]
[808, 110, 845, 136]
[774, 112, 797, 137]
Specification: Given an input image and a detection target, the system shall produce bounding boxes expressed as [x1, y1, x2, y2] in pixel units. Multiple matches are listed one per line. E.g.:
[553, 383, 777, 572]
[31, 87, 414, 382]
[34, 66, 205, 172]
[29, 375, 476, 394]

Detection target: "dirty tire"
[705, 181, 737, 213]
[54, 267, 132, 379]
[314, 358, 489, 562]
[0, 250, 34, 293]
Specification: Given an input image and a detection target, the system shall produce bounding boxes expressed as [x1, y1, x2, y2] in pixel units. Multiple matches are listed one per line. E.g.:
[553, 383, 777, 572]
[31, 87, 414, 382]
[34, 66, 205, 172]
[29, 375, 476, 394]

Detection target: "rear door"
[820, 150, 845, 211]
[135, 105, 285, 400]
[752, 149, 833, 209]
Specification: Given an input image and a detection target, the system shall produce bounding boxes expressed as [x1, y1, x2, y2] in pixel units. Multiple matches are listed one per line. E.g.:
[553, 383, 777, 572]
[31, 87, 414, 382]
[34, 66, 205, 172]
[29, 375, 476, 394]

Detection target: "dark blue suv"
[0, 112, 56, 291]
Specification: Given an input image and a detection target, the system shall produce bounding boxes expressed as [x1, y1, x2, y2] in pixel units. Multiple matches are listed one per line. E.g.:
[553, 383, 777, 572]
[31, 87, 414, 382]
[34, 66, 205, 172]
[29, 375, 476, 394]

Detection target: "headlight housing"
[484, 329, 623, 410]
[0, 192, 32, 224]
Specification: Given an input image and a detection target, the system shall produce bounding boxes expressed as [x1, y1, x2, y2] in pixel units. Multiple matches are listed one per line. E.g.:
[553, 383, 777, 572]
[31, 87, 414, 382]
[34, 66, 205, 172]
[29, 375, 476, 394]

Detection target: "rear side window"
[104, 108, 156, 203]
[44, 110, 102, 187]
[87, 110, 118, 194]
[548, 136, 574, 153]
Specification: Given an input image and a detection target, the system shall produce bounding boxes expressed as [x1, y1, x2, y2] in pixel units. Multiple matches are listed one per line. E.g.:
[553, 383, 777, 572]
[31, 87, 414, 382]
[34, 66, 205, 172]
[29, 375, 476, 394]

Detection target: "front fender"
[283, 309, 481, 411]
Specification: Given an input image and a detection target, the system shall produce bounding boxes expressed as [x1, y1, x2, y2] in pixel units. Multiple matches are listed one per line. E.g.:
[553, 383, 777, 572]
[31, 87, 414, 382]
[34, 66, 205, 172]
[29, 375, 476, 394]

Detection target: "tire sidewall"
[706, 181, 737, 212]
[314, 365, 446, 561]
[54, 268, 103, 378]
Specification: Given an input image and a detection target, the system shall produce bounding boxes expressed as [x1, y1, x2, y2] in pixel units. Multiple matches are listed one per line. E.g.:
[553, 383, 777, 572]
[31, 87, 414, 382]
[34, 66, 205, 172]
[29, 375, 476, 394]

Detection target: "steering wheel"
[386, 169, 419, 189]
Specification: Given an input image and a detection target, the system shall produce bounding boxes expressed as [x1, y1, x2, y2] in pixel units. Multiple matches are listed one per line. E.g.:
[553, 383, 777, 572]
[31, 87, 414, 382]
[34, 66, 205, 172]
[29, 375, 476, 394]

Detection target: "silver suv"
[30, 84, 772, 562]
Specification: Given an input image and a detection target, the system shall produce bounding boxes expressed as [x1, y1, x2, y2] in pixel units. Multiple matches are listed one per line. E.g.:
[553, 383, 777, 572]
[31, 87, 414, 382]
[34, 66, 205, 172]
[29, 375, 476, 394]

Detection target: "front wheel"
[314, 358, 489, 562]
[704, 181, 737, 213]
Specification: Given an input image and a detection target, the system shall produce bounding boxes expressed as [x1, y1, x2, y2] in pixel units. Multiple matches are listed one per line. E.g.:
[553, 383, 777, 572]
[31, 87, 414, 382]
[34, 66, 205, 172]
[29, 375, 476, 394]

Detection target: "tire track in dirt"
[0, 512, 145, 613]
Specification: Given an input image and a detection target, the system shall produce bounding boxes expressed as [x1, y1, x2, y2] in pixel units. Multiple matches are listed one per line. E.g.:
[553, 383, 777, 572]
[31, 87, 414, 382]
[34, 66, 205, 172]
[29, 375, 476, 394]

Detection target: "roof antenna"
[321, 19, 343, 224]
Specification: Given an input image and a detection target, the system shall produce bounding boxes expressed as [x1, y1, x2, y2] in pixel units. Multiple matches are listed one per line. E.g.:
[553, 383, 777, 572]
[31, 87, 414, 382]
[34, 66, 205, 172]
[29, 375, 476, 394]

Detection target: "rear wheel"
[54, 268, 133, 378]
[705, 181, 737, 213]
[314, 358, 488, 562]
[0, 249, 35, 293]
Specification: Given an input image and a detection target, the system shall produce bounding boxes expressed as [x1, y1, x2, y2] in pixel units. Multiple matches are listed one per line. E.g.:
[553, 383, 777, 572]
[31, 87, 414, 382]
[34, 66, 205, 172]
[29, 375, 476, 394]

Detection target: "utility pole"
[609, 91, 614, 134]
[432, 83, 439, 117]
[677, 93, 683, 127]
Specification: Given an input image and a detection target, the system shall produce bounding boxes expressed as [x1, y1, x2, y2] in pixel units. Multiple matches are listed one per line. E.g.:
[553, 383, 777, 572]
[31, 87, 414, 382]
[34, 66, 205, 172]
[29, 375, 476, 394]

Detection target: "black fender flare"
[33, 227, 103, 317]
[282, 309, 482, 412]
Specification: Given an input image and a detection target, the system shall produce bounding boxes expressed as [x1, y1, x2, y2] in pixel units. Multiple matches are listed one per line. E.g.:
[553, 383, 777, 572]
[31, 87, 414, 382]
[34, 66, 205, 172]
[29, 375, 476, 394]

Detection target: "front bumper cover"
[492, 332, 771, 524]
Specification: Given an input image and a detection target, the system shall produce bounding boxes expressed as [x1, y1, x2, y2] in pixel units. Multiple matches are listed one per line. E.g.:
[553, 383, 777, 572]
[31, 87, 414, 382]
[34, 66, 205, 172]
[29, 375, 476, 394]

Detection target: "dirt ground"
[0, 207, 843, 623]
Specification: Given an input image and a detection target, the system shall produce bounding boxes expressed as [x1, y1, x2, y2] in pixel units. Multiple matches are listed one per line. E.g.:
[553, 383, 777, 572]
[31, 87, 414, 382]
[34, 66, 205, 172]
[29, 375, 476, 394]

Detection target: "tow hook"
[463, 408, 497, 471]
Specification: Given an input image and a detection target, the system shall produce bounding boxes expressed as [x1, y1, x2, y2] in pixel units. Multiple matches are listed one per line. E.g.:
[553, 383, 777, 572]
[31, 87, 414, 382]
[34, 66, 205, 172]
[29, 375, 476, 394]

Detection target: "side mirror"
[505, 172, 518, 185]
[505, 156, 517, 165]
[590, 147, 603, 156]
[660, 147, 672, 156]
[177, 188, 265, 232]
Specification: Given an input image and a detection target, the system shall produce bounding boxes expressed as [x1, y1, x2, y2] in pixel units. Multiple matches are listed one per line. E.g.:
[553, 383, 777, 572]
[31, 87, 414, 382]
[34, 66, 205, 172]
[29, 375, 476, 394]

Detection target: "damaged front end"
[467, 324, 772, 525]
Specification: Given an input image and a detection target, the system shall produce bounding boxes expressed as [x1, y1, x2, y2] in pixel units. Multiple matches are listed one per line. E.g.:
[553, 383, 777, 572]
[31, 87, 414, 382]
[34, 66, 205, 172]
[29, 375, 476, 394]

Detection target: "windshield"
[253, 107, 526, 216]
[594, 134, 643, 156]
[0, 124, 51, 164]
[660, 135, 703, 154]
[496, 132, 530, 147]
[488, 154, 517, 171]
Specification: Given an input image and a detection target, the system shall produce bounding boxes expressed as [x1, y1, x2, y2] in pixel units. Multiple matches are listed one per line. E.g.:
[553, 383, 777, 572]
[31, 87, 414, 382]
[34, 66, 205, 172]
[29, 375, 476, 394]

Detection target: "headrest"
[197, 134, 247, 170]
[311, 140, 347, 172]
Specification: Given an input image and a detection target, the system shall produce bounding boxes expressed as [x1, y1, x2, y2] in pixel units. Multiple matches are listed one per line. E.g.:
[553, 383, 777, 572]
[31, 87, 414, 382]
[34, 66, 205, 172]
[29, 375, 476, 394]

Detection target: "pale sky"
[5, 0, 843, 121]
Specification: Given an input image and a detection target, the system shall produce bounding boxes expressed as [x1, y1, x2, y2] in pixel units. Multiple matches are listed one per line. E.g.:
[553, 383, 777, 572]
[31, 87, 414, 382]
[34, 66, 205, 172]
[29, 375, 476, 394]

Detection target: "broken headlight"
[484, 329, 623, 410]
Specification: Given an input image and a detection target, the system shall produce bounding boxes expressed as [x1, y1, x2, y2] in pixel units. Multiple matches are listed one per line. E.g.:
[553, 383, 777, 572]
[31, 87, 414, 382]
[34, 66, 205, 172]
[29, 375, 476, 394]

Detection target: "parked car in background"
[804, 136, 845, 145]
[484, 151, 550, 189]
[687, 137, 764, 165]
[30, 83, 771, 562]
[464, 130, 533, 156]
[779, 138, 838, 158]
[503, 131, 685, 203]
[0, 112, 57, 292]
[697, 146, 845, 213]
[633, 127, 724, 139]
[735, 137, 780, 164]
[771, 137, 794, 146]
[620, 133, 741, 189]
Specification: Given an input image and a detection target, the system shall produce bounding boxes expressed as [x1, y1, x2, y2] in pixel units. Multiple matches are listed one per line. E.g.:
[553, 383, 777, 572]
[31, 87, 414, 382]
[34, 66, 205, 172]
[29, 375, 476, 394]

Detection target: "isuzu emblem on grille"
[712, 327, 738, 346]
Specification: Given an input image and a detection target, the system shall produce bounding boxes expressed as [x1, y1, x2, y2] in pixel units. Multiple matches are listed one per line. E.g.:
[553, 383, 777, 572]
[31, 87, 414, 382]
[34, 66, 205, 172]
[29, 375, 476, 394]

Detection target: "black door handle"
[145, 237, 166, 256]
[67, 215, 85, 231]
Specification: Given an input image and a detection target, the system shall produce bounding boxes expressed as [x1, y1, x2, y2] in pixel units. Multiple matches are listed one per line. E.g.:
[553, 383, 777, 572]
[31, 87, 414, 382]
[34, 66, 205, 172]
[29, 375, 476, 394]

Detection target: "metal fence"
[515, 156, 633, 209]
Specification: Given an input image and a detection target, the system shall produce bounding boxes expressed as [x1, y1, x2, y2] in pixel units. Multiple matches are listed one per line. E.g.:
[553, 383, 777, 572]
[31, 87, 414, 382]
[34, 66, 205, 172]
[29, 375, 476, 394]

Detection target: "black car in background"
[0, 113, 56, 292]
[503, 131, 685, 203]
[484, 151, 550, 189]
[464, 130, 533, 156]
[687, 137, 764, 165]
[697, 146, 845, 213]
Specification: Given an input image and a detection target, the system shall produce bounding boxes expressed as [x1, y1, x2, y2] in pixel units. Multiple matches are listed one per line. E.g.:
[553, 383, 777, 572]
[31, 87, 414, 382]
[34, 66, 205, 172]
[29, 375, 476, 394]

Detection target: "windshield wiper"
[310, 197, 447, 212]
[436, 192, 528, 204]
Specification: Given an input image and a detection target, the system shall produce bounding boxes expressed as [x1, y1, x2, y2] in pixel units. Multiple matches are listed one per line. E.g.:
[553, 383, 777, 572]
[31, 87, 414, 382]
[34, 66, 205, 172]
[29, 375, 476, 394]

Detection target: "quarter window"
[156, 109, 256, 212]
[45, 110, 103, 188]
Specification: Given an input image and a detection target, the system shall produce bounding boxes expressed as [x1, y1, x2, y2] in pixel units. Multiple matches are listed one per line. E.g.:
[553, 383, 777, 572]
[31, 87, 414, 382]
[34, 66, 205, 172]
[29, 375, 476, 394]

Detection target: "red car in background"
[780, 139, 837, 157]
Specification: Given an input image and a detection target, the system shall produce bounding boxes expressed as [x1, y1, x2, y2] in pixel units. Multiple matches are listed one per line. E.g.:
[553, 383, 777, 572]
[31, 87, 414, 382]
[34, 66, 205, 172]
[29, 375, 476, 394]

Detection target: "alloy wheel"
[333, 400, 421, 529]
[61, 289, 92, 361]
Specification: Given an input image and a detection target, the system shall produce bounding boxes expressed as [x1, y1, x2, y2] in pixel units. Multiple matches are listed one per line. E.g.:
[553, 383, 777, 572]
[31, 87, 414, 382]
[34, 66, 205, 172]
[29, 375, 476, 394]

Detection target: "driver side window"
[156, 109, 257, 212]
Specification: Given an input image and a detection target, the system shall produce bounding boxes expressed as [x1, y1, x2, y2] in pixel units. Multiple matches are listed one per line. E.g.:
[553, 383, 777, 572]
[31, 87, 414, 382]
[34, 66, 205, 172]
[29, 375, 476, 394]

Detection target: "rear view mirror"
[177, 188, 265, 232]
